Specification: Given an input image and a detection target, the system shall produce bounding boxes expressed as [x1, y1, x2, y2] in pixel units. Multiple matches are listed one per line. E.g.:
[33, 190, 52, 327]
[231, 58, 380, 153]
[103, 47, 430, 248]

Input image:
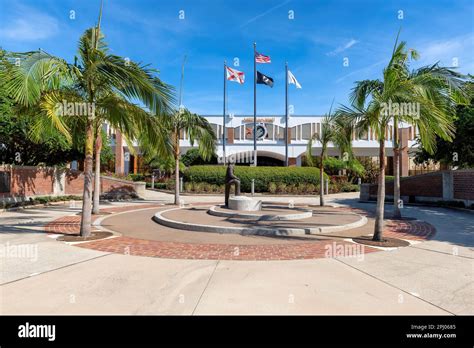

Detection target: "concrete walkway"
[0, 192, 472, 314]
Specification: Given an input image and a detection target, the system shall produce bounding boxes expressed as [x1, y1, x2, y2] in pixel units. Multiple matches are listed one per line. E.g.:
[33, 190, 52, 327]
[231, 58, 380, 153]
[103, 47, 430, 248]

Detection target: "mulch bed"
[57, 231, 114, 242]
[352, 235, 410, 248]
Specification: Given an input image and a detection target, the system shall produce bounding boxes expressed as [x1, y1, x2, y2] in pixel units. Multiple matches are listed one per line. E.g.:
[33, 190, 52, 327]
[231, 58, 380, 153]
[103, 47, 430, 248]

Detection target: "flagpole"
[253, 42, 257, 166]
[178, 55, 187, 108]
[223, 60, 227, 165]
[285, 61, 289, 167]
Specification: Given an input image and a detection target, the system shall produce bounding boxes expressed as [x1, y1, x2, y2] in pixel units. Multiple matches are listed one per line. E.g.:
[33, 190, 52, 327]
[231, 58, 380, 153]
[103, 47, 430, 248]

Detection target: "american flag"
[226, 66, 245, 84]
[255, 52, 271, 63]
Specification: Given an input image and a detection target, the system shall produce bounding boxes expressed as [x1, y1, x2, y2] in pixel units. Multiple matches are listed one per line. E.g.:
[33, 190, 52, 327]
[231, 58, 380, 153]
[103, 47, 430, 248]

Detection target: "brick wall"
[65, 170, 137, 195]
[0, 166, 142, 200]
[453, 170, 474, 200]
[65, 170, 85, 195]
[0, 166, 55, 197]
[363, 169, 474, 204]
[368, 171, 443, 198]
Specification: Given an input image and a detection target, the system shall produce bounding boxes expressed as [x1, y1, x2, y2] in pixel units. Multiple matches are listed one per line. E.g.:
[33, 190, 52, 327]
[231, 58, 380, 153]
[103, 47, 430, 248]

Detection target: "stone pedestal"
[228, 196, 262, 211]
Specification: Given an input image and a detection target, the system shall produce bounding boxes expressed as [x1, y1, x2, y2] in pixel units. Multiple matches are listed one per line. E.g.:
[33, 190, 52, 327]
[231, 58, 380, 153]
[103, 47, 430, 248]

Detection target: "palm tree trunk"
[393, 149, 402, 218]
[174, 131, 180, 205]
[92, 130, 102, 215]
[392, 120, 401, 218]
[80, 119, 94, 237]
[320, 155, 325, 206]
[373, 138, 386, 241]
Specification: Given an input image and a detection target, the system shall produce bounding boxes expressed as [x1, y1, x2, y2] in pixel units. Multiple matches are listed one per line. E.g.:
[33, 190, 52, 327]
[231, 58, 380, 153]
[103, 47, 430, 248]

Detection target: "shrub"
[193, 182, 204, 192]
[306, 183, 316, 193]
[183, 166, 328, 192]
[127, 173, 146, 182]
[268, 182, 277, 194]
[330, 175, 348, 184]
[276, 182, 287, 193]
[181, 148, 218, 167]
[340, 183, 360, 192]
[165, 180, 175, 191]
[184, 182, 194, 192]
[203, 183, 213, 193]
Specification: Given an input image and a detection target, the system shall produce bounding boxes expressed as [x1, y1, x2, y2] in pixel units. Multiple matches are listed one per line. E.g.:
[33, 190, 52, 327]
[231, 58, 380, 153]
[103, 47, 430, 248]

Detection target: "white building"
[179, 115, 419, 174]
[107, 114, 422, 175]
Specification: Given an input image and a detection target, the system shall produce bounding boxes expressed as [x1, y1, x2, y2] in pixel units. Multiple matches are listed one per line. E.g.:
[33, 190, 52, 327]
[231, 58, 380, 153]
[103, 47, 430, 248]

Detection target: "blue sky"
[1, 0, 473, 115]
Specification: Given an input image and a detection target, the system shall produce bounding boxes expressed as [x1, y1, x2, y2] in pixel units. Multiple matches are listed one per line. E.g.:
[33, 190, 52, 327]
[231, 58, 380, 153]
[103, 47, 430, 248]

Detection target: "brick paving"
[44, 203, 436, 260]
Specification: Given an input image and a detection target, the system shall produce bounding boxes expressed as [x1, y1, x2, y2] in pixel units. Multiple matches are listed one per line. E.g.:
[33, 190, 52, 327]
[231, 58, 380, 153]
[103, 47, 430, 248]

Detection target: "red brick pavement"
[44, 203, 436, 261]
[76, 236, 379, 261]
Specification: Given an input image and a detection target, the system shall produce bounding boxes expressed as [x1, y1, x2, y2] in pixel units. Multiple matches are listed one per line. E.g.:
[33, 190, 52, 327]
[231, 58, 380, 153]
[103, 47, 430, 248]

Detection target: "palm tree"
[337, 35, 467, 241]
[306, 110, 337, 206]
[387, 44, 467, 218]
[143, 108, 216, 205]
[3, 7, 173, 237]
[337, 103, 391, 241]
[333, 112, 355, 175]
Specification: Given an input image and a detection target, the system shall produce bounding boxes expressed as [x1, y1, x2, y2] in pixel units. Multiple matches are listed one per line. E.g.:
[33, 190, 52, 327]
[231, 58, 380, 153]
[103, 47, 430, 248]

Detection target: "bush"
[340, 183, 360, 192]
[127, 173, 146, 182]
[184, 182, 194, 192]
[306, 183, 316, 193]
[181, 148, 217, 167]
[330, 175, 348, 184]
[268, 182, 277, 194]
[183, 166, 328, 192]
[146, 182, 168, 189]
[276, 182, 287, 193]
[165, 180, 175, 190]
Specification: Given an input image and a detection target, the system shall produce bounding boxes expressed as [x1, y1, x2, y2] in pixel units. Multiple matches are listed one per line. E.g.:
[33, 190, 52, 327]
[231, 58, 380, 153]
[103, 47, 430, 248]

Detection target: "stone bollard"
[251, 179, 255, 196]
[151, 174, 155, 189]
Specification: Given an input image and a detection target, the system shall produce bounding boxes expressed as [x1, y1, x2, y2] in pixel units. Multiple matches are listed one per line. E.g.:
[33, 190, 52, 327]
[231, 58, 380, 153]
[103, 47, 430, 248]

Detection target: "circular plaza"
[46, 198, 436, 261]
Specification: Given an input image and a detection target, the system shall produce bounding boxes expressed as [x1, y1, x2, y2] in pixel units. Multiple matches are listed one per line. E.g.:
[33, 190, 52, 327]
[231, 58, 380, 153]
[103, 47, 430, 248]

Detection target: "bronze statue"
[225, 163, 241, 207]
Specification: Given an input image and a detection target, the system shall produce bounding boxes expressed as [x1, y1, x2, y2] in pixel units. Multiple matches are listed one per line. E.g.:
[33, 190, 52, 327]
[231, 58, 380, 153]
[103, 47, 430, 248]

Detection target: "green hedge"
[183, 166, 329, 192]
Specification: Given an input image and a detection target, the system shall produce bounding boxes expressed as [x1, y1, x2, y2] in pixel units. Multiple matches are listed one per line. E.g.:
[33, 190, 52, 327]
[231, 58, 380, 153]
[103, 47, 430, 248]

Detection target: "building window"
[276, 126, 285, 140]
[233, 126, 240, 140]
[301, 123, 311, 140]
[245, 124, 253, 140]
[265, 123, 274, 140]
[290, 126, 297, 140]
[210, 124, 219, 139]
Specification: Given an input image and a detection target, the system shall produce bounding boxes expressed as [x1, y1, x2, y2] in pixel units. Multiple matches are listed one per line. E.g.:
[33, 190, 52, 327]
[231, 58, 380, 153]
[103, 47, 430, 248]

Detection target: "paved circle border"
[44, 203, 437, 261]
[154, 206, 368, 236]
[207, 204, 314, 221]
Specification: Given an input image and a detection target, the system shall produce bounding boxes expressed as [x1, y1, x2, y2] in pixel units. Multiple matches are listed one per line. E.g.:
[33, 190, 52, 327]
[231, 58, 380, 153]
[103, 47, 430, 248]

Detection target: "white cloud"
[239, 0, 292, 28]
[416, 33, 474, 73]
[0, 5, 59, 41]
[327, 39, 359, 56]
[335, 59, 385, 84]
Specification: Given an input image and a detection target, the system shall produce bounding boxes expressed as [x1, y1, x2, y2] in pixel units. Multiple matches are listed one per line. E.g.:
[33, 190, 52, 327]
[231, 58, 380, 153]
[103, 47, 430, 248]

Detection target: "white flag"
[288, 70, 302, 89]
